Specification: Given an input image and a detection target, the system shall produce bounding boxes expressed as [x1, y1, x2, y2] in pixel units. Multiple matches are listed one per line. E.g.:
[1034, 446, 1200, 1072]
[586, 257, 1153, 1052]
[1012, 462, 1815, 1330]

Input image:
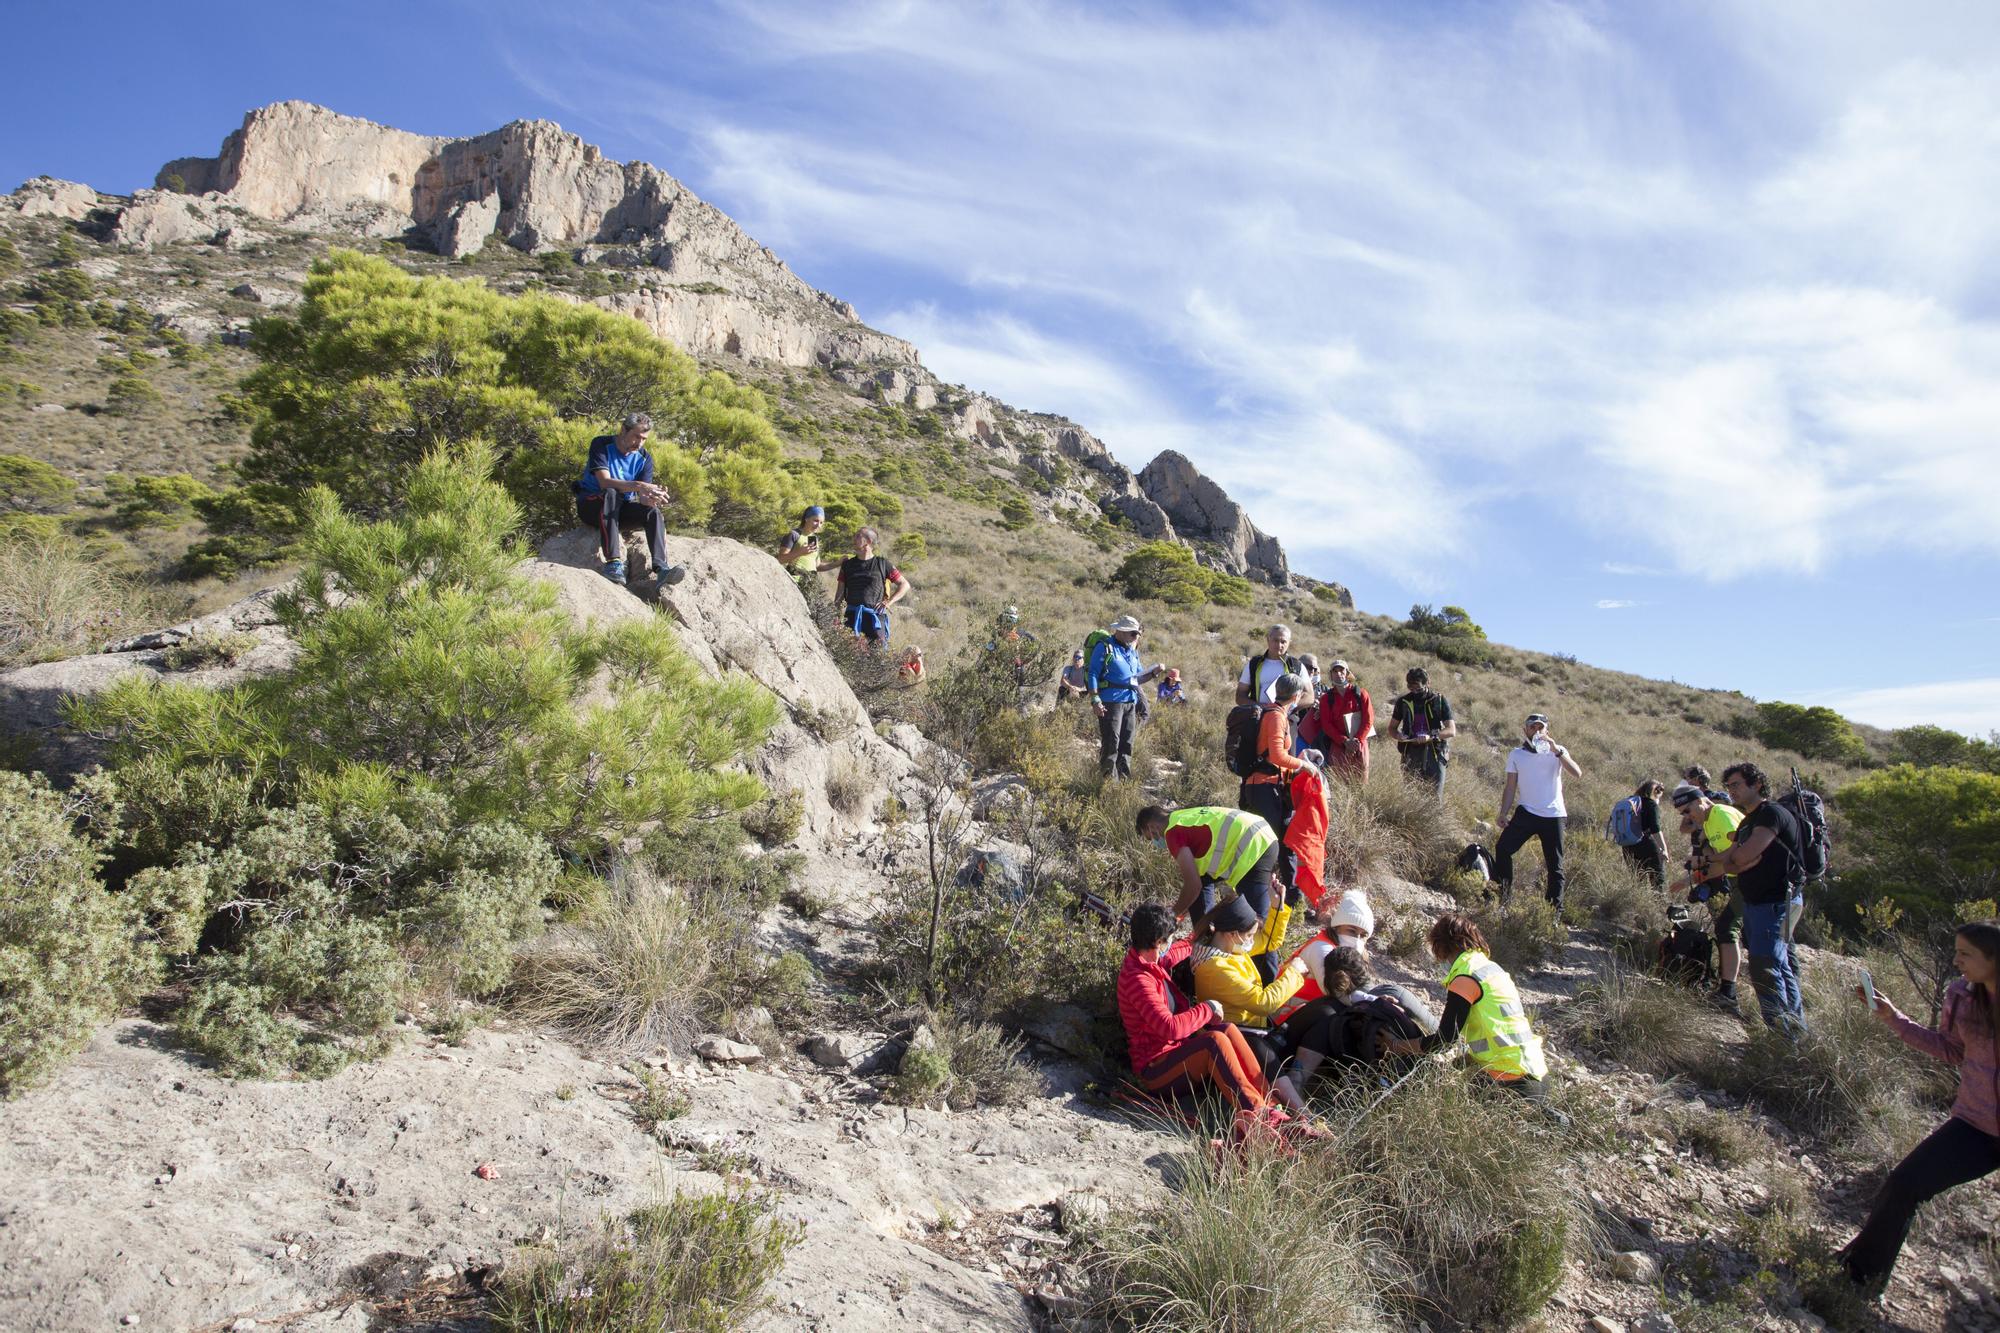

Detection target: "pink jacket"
[1888, 979, 1999, 1138]
[1117, 938, 1209, 1071]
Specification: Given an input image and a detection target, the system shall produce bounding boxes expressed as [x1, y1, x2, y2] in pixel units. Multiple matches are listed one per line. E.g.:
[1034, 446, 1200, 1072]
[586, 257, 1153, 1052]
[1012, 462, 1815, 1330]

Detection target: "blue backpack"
[1605, 796, 1645, 847]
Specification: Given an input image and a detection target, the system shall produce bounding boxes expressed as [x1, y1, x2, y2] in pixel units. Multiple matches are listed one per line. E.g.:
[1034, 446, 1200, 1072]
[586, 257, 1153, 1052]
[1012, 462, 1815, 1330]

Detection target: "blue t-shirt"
[1089, 639, 1146, 703]
[576, 434, 654, 497]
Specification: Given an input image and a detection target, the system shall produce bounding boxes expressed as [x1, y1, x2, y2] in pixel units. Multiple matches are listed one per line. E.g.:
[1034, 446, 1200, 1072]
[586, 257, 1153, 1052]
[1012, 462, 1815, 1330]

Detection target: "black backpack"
[1455, 843, 1496, 882]
[1775, 786, 1830, 879]
[1656, 911, 1715, 987]
[1327, 989, 1428, 1066]
[1225, 703, 1270, 777]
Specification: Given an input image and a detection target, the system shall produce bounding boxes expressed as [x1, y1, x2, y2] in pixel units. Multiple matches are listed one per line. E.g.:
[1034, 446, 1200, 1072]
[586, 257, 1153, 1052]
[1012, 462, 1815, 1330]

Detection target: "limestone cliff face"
[1137, 450, 1291, 586]
[153, 101, 914, 367]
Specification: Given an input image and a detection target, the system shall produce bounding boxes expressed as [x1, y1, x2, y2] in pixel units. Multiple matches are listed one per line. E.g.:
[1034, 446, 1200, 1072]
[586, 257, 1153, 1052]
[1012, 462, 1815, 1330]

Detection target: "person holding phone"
[1838, 922, 2000, 1291]
[777, 504, 826, 577]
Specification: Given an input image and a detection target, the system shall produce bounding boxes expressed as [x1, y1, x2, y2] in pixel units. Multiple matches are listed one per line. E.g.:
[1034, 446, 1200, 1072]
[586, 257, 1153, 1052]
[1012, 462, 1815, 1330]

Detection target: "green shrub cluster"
[1112, 540, 1255, 608]
[1887, 724, 2000, 773]
[106, 472, 215, 529]
[1387, 602, 1495, 666]
[184, 250, 854, 575]
[1744, 701, 1868, 765]
[65, 445, 776, 1077]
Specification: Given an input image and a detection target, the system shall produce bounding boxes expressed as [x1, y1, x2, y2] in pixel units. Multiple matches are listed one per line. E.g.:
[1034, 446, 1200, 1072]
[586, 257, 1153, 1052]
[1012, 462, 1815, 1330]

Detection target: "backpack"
[1455, 843, 1495, 882]
[1224, 703, 1270, 777]
[1081, 630, 1115, 689]
[1605, 796, 1645, 847]
[1656, 910, 1715, 986]
[1327, 989, 1428, 1067]
[1775, 786, 1830, 879]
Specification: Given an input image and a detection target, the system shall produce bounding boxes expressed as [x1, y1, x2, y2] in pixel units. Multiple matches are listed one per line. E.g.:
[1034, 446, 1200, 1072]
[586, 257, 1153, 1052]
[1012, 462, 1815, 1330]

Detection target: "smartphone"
[1860, 968, 1877, 1010]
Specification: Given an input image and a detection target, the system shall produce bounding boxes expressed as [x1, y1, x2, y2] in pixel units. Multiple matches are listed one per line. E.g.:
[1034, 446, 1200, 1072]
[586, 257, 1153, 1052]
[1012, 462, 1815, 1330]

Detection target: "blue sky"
[7, 1, 1999, 734]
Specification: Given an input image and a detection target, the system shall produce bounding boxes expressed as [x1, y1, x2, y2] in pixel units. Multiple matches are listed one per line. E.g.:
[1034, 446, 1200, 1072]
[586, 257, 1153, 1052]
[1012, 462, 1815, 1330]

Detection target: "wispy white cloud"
[1808, 678, 2000, 738]
[1602, 562, 1665, 576]
[1597, 599, 1639, 610]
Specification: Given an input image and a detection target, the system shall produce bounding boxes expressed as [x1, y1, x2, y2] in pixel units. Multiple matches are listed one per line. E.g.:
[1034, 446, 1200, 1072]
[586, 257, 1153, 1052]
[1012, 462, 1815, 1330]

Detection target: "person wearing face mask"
[1135, 804, 1281, 926]
[1493, 712, 1584, 916]
[1190, 895, 1312, 1109]
[1314, 660, 1374, 784]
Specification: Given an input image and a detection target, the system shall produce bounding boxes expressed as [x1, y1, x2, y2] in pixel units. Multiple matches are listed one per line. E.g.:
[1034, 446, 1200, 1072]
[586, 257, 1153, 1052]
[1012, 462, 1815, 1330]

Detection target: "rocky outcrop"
[3, 177, 99, 220]
[147, 101, 916, 368]
[1138, 449, 1291, 585]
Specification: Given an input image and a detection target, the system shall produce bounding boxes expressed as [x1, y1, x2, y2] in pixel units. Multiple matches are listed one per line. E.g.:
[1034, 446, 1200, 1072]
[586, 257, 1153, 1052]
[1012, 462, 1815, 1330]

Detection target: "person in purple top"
[574, 412, 686, 588]
[1839, 921, 2000, 1291]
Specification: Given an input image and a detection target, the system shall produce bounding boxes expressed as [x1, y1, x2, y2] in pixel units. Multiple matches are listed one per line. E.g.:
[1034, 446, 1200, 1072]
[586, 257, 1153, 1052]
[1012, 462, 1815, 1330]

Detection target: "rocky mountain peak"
[1137, 450, 1290, 586]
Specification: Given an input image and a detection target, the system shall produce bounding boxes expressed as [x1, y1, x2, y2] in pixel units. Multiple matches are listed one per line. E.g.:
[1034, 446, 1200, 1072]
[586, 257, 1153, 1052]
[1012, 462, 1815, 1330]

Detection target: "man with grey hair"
[1235, 623, 1301, 706]
[575, 412, 685, 588]
[824, 526, 909, 648]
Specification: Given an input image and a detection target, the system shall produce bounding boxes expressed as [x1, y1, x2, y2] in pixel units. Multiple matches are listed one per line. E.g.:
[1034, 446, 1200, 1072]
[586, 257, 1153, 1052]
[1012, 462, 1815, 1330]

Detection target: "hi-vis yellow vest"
[1445, 949, 1547, 1080]
[1168, 808, 1277, 887]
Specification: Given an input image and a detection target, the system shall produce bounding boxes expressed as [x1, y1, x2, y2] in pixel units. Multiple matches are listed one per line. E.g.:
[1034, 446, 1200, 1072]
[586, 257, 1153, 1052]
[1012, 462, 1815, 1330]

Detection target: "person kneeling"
[1116, 902, 1293, 1144]
[1389, 912, 1551, 1104]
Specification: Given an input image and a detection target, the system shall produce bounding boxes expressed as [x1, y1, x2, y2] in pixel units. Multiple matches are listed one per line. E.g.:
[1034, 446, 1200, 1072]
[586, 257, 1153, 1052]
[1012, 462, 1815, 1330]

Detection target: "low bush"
[889, 1011, 1040, 1110]
[1322, 774, 1463, 887]
[159, 630, 258, 671]
[1552, 962, 1717, 1076]
[489, 1188, 801, 1333]
[1470, 894, 1566, 974]
[1560, 838, 1659, 936]
[0, 774, 158, 1095]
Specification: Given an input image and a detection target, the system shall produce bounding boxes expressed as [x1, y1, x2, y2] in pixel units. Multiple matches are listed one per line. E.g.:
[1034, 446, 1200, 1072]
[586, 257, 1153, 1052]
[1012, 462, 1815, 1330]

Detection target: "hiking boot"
[601, 559, 626, 584]
[1707, 984, 1741, 1014]
[652, 563, 686, 587]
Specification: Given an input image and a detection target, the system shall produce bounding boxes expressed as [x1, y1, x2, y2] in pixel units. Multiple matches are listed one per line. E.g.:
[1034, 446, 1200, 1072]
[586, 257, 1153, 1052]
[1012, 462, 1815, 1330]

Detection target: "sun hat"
[1109, 615, 1143, 634]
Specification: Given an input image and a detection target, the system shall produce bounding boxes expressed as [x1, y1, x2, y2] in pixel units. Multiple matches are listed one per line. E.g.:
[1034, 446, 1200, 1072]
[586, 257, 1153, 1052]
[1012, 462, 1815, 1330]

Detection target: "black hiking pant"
[1238, 781, 1295, 898]
[1841, 1116, 2000, 1286]
[1623, 841, 1666, 891]
[1495, 810, 1566, 913]
[1097, 701, 1137, 779]
[577, 494, 667, 570]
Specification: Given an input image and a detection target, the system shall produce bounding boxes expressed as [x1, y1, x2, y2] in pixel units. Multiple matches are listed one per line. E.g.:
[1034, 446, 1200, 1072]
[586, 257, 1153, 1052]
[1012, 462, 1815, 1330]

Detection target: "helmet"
[1326, 891, 1375, 942]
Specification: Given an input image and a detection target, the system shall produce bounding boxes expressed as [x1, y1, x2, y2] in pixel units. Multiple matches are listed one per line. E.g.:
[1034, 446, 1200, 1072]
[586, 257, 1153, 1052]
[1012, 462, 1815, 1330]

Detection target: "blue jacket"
[1089, 638, 1146, 703]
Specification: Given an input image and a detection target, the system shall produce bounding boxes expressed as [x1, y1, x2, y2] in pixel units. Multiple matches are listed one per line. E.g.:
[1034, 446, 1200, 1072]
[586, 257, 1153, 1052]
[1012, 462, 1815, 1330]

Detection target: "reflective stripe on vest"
[1444, 949, 1546, 1080]
[1168, 807, 1277, 887]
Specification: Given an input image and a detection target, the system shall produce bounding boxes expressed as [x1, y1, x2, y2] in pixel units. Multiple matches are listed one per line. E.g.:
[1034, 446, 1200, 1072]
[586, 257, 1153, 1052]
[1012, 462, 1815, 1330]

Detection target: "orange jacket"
[1285, 764, 1330, 907]
[1244, 706, 1304, 785]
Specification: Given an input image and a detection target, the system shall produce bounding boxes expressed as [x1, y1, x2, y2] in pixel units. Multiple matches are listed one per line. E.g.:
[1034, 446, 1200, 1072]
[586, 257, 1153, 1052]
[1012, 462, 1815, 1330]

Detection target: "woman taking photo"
[1838, 921, 2000, 1290]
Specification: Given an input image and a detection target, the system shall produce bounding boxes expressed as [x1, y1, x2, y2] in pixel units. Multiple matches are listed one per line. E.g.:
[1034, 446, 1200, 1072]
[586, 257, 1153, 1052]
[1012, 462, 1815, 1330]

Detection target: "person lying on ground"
[823, 526, 908, 649]
[777, 504, 825, 576]
[1668, 782, 1745, 1008]
[573, 412, 687, 588]
[1838, 921, 2000, 1293]
[1137, 803, 1281, 926]
[1116, 901, 1296, 1143]
[1387, 911, 1551, 1103]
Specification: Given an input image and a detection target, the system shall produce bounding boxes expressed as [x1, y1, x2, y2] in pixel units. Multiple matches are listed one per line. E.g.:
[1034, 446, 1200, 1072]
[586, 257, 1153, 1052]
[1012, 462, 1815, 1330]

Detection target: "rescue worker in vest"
[1666, 781, 1745, 1011]
[1389, 912, 1551, 1103]
[1136, 804, 1282, 927]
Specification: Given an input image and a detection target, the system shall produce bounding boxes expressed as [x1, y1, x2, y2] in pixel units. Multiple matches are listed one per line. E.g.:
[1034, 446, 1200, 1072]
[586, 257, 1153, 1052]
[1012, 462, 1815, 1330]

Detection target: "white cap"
[1327, 891, 1375, 941]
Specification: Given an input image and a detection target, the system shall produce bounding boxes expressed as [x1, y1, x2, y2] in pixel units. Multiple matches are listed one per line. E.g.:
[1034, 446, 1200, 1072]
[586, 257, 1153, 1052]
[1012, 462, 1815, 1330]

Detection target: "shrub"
[1321, 773, 1463, 887]
[106, 472, 215, 529]
[510, 866, 715, 1058]
[104, 372, 161, 416]
[1471, 894, 1566, 973]
[1748, 701, 1868, 765]
[1552, 962, 1718, 1075]
[159, 630, 257, 671]
[823, 754, 871, 817]
[489, 1189, 801, 1333]
[1559, 838, 1657, 935]
[0, 454, 76, 515]
[0, 534, 173, 667]
[738, 789, 803, 847]
[889, 1012, 1039, 1110]
[0, 774, 158, 1095]
[1111, 540, 1253, 609]
[893, 529, 928, 565]
[1888, 724, 2000, 774]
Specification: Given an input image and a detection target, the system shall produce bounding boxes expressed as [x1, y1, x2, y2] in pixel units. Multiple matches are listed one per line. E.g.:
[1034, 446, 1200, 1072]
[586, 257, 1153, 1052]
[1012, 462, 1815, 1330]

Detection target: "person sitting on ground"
[1241, 672, 1313, 908]
[1314, 660, 1374, 784]
[1088, 615, 1167, 780]
[777, 505, 826, 578]
[823, 526, 908, 649]
[1390, 667, 1456, 796]
[1189, 895, 1309, 1102]
[1838, 921, 2000, 1293]
[1137, 803, 1281, 926]
[1116, 901, 1290, 1142]
[1667, 782, 1746, 1009]
[1388, 912, 1551, 1102]
[1236, 623, 1301, 706]
[1492, 712, 1583, 915]
[1614, 780, 1671, 891]
[1057, 650, 1089, 702]
[984, 605, 1039, 687]
[574, 412, 686, 588]
[1156, 667, 1187, 705]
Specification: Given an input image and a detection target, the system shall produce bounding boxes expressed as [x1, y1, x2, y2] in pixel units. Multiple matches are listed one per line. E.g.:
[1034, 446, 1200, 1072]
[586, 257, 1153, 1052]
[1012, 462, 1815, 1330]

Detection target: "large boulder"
[5, 177, 99, 220]
[1138, 449, 1291, 585]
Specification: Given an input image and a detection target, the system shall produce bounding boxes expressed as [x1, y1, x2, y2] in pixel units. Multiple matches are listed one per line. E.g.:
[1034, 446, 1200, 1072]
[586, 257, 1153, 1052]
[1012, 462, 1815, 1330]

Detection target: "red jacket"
[1118, 937, 1209, 1071]
[1286, 764, 1331, 907]
[1316, 686, 1374, 748]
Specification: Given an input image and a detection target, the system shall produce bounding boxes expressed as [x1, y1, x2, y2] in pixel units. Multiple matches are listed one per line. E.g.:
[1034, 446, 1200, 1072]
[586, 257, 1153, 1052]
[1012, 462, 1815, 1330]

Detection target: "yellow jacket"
[1192, 901, 1301, 1025]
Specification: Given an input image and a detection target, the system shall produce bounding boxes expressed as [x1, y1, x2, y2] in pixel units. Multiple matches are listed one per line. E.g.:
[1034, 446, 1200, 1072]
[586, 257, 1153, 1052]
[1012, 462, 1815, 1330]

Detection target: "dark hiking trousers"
[577, 494, 668, 569]
[1623, 841, 1666, 891]
[1098, 701, 1137, 779]
[1495, 810, 1567, 913]
[1841, 1116, 2000, 1286]
[1238, 781, 1296, 897]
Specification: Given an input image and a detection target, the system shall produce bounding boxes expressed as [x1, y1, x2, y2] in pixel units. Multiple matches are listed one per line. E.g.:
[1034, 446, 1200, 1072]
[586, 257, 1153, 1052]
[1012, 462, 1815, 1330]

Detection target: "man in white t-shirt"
[1234, 623, 1298, 706]
[1493, 712, 1584, 914]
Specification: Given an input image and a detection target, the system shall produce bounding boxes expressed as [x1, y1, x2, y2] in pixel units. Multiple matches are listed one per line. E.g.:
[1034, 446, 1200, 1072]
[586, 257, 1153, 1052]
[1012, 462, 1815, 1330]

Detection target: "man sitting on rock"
[574, 413, 686, 588]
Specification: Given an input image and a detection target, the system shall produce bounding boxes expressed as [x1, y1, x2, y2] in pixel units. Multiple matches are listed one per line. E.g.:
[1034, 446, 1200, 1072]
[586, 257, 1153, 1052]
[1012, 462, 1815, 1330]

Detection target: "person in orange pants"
[1117, 902, 1295, 1142]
